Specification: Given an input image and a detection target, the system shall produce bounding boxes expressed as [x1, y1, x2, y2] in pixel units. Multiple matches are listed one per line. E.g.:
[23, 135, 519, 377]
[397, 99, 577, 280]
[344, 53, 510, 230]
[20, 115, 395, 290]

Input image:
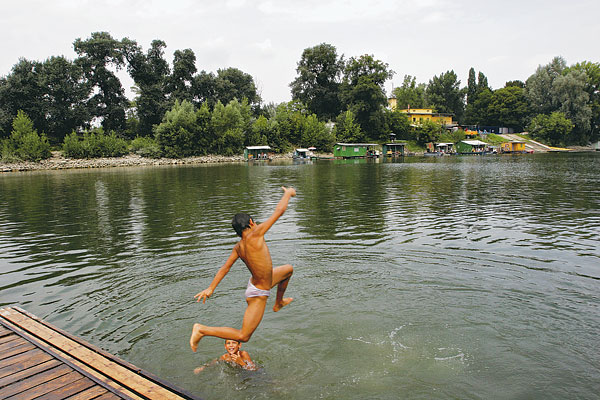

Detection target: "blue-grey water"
[0, 153, 599, 399]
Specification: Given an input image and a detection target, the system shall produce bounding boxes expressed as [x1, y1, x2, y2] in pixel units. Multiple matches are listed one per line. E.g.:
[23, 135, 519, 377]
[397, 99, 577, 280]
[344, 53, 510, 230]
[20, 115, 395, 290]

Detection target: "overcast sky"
[1, 0, 598, 104]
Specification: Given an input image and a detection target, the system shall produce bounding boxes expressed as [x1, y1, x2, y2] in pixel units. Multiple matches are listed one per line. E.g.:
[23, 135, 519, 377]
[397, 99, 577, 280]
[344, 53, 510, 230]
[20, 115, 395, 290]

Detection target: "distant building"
[387, 99, 456, 128]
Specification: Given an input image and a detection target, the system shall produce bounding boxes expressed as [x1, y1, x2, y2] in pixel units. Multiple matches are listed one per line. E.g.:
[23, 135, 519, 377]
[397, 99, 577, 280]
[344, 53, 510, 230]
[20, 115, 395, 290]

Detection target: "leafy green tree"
[528, 112, 572, 146]
[74, 32, 129, 132]
[170, 49, 197, 102]
[340, 54, 394, 140]
[525, 56, 567, 115]
[7, 110, 51, 161]
[505, 80, 525, 88]
[192, 71, 217, 108]
[566, 61, 600, 140]
[248, 115, 270, 146]
[552, 70, 592, 143]
[290, 43, 344, 121]
[302, 114, 334, 150]
[426, 70, 464, 122]
[384, 109, 411, 141]
[211, 100, 245, 155]
[391, 75, 427, 109]
[415, 119, 441, 145]
[333, 110, 363, 143]
[466, 67, 477, 105]
[195, 102, 213, 154]
[215, 68, 261, 110]
[0, 59, 45, 138]
[123, 39, 170, 137]
[37, 56, 89, 143]
[487, 86, 530, 131]
[154, 100, 198, 157]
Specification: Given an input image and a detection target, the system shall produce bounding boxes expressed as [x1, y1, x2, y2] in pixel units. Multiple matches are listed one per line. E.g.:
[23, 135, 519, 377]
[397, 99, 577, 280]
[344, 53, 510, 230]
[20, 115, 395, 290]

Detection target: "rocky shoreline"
[0, 152, 294, 173]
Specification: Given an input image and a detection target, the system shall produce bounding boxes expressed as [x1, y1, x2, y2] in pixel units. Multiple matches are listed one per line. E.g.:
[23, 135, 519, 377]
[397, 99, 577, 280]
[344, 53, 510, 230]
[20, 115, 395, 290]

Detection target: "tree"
[525, 56, 567, 115]
[170, 49, 197, 102]
[392, 75, 427, 109]
[192, 71, 217, 108]
[290, 43, 344, 121]
[566, 61, 600, 140]
[6, 110, 51, 161]
[74, 32, 129, 132]
[466, 67, 477, 105]
[154, 100, 198, 157]
[552, 70, 592, 143]
[37, 56, 89, 143]
[215, 68, 261, 110]
[123, 39, 170, 137]
[340, 54, 394, 140]
[302, 114, 334, 150]
[415, 119, 441, 145]
[487, 86, 529, 131]
[426, 70, 464, 122]
[528, 112, 572, 146]
[211, 99, 246, 155]
[333, 110, 363, 143]
[384, 109, 411, 141]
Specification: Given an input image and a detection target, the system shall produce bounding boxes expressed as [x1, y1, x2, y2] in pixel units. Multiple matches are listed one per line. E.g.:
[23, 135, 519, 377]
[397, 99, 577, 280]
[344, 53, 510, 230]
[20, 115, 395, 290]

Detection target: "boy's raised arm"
[255, 186, 296, 235]
[194, 247, 239, 303]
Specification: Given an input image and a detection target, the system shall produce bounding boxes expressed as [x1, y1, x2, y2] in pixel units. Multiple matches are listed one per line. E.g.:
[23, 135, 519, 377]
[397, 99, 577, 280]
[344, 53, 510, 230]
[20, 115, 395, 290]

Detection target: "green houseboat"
[244, 146, 272, 160]
[333, 143, 379, 158]
[382, 142, 406, 157]
[456, 140, 488, 154]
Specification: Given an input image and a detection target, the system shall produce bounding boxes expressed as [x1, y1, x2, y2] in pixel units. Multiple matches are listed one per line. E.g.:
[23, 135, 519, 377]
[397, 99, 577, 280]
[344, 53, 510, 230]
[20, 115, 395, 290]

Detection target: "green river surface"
[1, 152, 599, 399]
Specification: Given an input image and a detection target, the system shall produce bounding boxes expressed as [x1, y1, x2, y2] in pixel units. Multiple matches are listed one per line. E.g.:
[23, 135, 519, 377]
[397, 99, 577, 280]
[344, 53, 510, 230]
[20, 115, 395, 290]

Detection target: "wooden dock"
[0, 307, 199, 400]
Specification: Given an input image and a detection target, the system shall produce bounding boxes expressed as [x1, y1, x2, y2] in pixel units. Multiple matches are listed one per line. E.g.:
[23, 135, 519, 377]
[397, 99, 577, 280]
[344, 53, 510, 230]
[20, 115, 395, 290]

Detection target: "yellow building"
[387, 99, 455, 127]
[500, 141, 526, 153]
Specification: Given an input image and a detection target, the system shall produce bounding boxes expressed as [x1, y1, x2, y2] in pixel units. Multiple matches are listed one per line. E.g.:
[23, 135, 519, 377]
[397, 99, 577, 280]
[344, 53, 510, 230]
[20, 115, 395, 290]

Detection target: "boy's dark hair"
[232, 213, 253, 237]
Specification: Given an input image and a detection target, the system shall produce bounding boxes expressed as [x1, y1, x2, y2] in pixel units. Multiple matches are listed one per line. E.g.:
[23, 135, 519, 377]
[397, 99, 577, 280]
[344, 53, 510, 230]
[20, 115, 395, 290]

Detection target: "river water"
[1, 153, 599, 399]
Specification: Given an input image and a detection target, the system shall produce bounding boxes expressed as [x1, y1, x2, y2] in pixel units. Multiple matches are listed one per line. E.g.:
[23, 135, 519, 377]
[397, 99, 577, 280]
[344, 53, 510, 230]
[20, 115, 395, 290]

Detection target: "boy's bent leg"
[190, 297, 267, 352]
[272, 264, 294, 312]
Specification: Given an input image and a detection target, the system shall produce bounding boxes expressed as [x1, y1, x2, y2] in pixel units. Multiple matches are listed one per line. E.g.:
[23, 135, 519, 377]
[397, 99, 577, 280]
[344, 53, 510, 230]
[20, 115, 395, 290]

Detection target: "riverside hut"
[500, 141, 526, 153]
[244, 145, 272, 160]
[333, 143, 379, 158]
[456, 140, 488, 154]
[382, 142, 406, 157]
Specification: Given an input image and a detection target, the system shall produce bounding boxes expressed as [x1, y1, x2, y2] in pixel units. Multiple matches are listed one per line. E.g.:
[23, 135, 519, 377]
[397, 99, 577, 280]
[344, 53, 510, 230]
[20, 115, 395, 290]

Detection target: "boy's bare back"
[235, 229, 273, 290]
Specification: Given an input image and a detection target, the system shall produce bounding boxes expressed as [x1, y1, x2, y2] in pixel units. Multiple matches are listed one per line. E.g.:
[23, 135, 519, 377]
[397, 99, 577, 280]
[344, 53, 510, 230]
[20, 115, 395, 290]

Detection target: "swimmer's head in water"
[225, 339, 241, 354]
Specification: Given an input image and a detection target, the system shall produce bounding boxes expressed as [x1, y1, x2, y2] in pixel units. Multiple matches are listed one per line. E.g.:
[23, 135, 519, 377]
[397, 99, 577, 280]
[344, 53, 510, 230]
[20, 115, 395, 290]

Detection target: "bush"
[130, 136, 161, 158]
[3, 111, 52, 162]
[62, 129, 129, 158]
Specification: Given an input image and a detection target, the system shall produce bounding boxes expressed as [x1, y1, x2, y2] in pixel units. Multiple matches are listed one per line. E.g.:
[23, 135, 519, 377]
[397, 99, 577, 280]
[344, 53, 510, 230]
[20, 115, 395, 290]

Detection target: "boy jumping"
[190, 186, 296, 352]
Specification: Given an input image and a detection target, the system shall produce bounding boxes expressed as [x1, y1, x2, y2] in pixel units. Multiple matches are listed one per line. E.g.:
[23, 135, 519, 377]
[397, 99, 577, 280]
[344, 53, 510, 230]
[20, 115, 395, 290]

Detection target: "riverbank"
[0, 152, 294, 173]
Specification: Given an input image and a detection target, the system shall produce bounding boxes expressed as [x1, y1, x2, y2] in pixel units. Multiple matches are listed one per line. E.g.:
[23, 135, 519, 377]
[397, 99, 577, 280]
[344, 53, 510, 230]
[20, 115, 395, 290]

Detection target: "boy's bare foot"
[273, 297, 293, 312]
[190, 323, 205, 352]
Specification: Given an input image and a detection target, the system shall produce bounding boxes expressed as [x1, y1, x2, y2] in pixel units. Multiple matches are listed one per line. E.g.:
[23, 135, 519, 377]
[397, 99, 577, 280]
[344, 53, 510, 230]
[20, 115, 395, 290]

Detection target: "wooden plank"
[0, 336, 28, 352]
[0, 341, 36, 360]
[0, 348, 53, 377]
[0, 326, 11, 337]
[65, 386, 109, 400]
[4, 370, 84, 400]
[0, 308, 184, 400]
[12, 307, 198, 400]
[0, 333, 20, 345]
[0, 358, 62, 388]
[95, 393, 124, 400]
[36, 376, 96, 400]
[0, 312, 142, 400]
[0, 364, 73, 398]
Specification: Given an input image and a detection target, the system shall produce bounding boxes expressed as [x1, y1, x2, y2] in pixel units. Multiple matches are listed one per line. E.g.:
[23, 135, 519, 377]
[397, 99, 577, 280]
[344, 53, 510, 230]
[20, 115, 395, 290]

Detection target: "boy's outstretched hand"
[282, 186, 296, 197]
[195, 287, 214, 303]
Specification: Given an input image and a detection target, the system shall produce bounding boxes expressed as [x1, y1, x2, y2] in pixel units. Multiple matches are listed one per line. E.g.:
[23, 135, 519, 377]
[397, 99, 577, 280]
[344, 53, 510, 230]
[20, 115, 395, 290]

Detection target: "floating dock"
[0, 307, 199, 400]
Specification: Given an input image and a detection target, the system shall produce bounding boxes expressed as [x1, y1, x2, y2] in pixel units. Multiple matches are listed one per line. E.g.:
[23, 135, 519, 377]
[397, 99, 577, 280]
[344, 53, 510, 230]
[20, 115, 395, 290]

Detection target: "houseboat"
[244, 145, 272, 161]
[333, 143, 380, 158]
[382, 142, 406, 157]
[456, 140, 489, 154]
[293, 148, 314, 160]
